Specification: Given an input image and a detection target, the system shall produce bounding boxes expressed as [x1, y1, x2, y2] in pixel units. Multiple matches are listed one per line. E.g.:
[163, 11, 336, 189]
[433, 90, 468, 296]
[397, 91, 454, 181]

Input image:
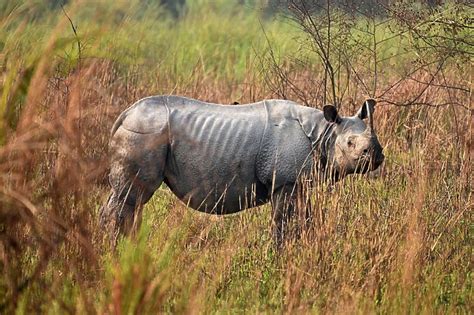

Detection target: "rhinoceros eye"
[347, 140, 354, 147]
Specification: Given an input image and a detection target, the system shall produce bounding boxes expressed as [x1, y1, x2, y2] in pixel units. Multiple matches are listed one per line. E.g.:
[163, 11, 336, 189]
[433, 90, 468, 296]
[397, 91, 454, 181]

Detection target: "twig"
[61, 4, 81, 62]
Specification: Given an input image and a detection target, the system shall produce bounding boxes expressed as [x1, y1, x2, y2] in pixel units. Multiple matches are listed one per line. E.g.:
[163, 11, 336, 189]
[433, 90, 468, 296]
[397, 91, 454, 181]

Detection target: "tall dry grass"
[0, 0, 472, 313]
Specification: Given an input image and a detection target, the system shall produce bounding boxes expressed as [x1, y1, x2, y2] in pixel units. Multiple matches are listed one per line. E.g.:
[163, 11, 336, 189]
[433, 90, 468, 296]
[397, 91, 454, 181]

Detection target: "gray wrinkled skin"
[99, 95, 384, 245]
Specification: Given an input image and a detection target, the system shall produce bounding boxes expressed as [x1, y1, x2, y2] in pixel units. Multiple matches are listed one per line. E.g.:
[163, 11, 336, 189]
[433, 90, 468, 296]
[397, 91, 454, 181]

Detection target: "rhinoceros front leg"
[271, 184, 296, 247]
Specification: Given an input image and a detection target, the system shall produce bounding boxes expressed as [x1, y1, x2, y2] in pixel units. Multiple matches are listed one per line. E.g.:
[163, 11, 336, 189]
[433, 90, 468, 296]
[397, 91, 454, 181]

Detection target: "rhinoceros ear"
[323, 105, 341, 123]
[357, 99, 376, 120]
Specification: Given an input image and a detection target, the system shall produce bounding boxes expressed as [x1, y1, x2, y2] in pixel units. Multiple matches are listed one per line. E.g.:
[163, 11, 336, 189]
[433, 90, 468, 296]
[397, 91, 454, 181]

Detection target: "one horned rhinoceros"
[99, 95, 384, 244]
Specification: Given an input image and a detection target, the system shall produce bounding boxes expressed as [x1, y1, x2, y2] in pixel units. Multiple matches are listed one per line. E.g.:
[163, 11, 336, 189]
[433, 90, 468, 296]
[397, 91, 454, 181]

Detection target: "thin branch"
[61, 4, 81, 62]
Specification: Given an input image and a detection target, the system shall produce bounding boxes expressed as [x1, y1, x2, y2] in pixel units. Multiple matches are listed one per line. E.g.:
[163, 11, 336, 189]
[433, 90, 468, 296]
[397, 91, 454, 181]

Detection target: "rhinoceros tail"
[110, 109, 128, 138]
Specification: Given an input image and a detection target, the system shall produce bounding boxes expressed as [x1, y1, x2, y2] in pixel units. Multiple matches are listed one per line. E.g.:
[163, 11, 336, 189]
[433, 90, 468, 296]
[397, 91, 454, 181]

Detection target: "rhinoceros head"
[322, 99, 384, 177]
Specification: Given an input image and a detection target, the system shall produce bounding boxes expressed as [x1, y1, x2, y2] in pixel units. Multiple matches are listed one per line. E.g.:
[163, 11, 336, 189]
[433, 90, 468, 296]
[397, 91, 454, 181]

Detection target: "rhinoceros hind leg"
[99, 191, 140, 245]
[100, 128, 168, 245]
[271, 184, 296, 248]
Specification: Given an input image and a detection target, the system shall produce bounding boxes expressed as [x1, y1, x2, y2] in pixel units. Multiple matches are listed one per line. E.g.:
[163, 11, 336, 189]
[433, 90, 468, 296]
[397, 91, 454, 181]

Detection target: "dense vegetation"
[0, 0, 472, 313]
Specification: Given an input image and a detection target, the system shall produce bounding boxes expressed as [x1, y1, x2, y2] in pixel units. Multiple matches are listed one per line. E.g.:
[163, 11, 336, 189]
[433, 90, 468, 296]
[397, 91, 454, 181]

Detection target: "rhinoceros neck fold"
[312, 121, 337, 179]
[311, 119, 336, 157]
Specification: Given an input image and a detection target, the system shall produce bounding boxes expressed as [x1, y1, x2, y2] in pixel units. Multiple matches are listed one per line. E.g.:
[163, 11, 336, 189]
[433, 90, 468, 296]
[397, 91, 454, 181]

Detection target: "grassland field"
[0, 0, 472, 314]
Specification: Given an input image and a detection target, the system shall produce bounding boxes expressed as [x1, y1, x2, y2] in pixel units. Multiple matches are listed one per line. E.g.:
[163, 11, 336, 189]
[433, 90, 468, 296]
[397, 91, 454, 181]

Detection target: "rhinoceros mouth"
[354, 152, 384, 173]
[375, 153, 385, 167]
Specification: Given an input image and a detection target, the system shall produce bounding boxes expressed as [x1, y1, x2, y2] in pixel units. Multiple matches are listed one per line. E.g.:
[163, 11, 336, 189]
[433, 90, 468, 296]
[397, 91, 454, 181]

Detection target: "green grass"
[85, 156, 469, 313]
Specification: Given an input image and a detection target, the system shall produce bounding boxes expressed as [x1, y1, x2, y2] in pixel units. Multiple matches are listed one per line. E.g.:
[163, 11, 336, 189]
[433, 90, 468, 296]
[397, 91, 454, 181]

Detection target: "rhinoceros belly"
[163, 103, 269, 214]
